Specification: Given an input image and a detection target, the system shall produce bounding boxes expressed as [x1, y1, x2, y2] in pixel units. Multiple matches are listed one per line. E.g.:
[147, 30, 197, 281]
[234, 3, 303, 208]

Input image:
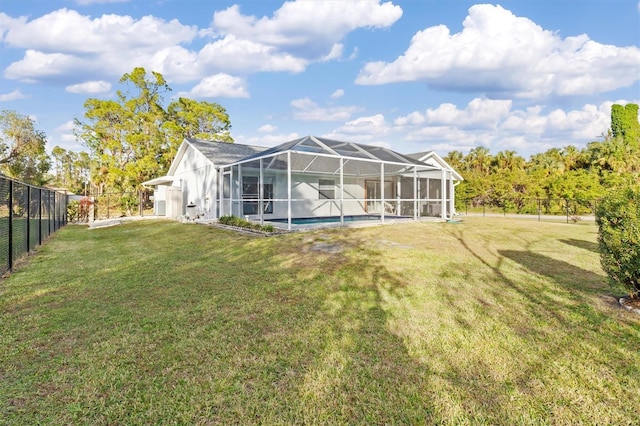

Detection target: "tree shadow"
[5, 221, 639, 425]
[559, 238, 599, 254]
[498, 249, 604, 294]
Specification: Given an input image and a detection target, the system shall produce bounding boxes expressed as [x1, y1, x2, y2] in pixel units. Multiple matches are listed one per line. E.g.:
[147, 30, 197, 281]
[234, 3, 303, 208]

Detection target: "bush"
[67, 197, 93, 223]
[218, 215, 276, 233]
[596, 184, 640, 298]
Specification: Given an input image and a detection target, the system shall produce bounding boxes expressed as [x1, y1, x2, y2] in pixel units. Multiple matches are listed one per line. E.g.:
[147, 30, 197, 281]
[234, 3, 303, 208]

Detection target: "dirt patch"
[307, 241, 344, 254]
[377, 239, 413, 249]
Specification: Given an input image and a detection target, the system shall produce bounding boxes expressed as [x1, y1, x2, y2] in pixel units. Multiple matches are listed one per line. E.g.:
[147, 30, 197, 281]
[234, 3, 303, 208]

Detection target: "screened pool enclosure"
[218, 136, 460, 230]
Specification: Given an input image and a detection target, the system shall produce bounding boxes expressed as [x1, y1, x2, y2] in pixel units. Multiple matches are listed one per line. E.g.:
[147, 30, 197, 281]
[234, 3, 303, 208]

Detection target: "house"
[143, 136, 463, 229]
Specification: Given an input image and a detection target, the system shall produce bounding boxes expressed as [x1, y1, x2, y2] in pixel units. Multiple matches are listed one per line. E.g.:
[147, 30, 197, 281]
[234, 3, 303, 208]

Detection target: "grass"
[1, 217, 639, 424]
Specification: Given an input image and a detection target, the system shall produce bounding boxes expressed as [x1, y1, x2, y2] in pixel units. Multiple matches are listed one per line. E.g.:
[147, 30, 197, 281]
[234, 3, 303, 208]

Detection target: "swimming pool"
[267, 215, 406, 225]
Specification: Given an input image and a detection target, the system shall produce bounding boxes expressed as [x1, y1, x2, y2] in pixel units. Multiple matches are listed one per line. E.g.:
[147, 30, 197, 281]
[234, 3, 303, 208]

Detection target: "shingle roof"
[185, 138, 268, 167]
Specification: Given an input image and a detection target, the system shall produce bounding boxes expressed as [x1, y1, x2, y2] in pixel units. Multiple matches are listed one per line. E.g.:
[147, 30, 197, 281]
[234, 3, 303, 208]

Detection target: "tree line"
[444, 103, 639, 212]
[1, 67, 638, 206]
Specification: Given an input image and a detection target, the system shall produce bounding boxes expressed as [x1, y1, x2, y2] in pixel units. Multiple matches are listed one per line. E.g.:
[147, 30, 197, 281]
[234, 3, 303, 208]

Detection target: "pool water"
[268, 215, 405, 225]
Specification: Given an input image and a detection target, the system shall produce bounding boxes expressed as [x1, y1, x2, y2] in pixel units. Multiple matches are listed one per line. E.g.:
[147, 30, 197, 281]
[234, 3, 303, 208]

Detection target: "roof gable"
[407, 151, 463, 181]
[169, 138, 269, 175]
[186, 138, 268, 166]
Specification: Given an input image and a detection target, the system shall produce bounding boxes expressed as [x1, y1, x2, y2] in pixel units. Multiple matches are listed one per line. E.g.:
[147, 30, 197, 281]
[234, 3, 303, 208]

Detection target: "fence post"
[537, 198, 541, 222]
[566, 199, 569, 223]
[8, 180, 13, 272]
[26, 185, 30, 253]
[52, 190, 56, 232]
[38, 188, 42, 246]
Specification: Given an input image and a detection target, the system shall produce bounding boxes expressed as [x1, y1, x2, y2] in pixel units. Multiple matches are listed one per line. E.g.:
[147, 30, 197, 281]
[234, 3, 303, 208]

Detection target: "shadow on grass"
[428, 225, 640, 423]
[4, 221, 640, 424]
[498, 250, 604, 293]
[559, 238, 600, 254]
[1, 222, 440, 424]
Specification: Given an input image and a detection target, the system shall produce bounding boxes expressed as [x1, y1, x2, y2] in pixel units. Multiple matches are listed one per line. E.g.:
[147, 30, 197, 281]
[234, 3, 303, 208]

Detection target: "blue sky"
[1, 0, 639, 159]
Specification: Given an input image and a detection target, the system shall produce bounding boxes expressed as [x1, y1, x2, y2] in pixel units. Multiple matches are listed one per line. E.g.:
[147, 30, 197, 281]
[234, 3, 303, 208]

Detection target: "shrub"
[596, 184, 640, 298]
[67, 200, 79, 222]
[67, 197, 94, 223]
[218, 215, 276, 233]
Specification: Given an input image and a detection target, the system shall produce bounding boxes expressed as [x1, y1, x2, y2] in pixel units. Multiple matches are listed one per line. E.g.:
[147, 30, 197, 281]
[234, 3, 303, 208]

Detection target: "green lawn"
[1, 218, 639, 424]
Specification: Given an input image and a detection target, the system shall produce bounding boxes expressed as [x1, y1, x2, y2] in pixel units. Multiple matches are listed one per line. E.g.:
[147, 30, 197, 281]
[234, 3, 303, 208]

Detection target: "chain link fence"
[0, 175, 67, 276]
[67, 190, 156, 223]
[458, 196, 599, 223]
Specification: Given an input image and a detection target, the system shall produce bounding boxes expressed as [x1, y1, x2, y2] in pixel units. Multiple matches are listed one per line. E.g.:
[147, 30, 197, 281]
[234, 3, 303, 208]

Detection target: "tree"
[75, 67, 233, 193]
[75, 68, 171, 193]
[166, 97, 232, 142]
[492, 150, 525, 172]
[596, 182, 640, 299]
[466, 146, 492, 174]
[50, 146, 91, 194]
[0, 110, 50, 185]
[611, 103, 640, 146]
[444, 150, 464, 171]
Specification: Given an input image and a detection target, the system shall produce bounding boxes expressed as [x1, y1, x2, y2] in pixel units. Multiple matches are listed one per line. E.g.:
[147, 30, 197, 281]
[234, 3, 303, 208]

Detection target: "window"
[242, 176, 274, 215]
[318, 179, 335, 200]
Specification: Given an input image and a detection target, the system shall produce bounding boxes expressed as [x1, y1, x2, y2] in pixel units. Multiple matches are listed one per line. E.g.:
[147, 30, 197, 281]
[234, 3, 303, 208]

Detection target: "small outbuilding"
[144, 136, 463, 229]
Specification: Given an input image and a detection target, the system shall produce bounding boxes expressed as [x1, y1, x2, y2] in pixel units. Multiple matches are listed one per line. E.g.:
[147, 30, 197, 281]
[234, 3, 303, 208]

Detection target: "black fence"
[458, 197, 599, 223]
[0, 175, 67, 276]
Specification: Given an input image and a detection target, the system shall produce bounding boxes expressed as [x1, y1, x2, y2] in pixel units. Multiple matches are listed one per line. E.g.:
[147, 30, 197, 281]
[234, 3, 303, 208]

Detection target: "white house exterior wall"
[171, 144, 216, 218]
[232, 171, 368, 219]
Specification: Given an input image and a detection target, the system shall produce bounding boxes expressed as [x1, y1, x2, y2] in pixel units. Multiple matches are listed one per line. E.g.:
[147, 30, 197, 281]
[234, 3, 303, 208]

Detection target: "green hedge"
[596, 184, 640, 298]
[218, 215, 275, 233]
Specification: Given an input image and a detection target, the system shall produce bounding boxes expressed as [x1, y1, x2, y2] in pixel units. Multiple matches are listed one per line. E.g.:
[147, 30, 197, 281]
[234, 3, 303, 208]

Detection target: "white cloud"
[212, 1, 401, 57]
[194, 1, 401, 74]
[395, 98, 513, 130]
[291, 97, 360, 121]
[47, 120, 85, 152]
[3, 9, 198, 82]
[333, 114, 389, 136]
[356, 4, 640, 99]
[234, 132, 300, 148]
[331, 89, 345, 99]
[258, 124, 278, 133]
[0, 89, 28, 101]
[5, 50, 94, 81]
[75, 0, 129, 4]
[0, 12, 25, 42]
[391, 98, 633, 155]
[54, 120, 78, 144]
[4, 9, 196, 54]
[2, 2, 402, 84]
[65, 80, 111, 94]
[196, 36, 307, 74]
[181, 74, 249, 98]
